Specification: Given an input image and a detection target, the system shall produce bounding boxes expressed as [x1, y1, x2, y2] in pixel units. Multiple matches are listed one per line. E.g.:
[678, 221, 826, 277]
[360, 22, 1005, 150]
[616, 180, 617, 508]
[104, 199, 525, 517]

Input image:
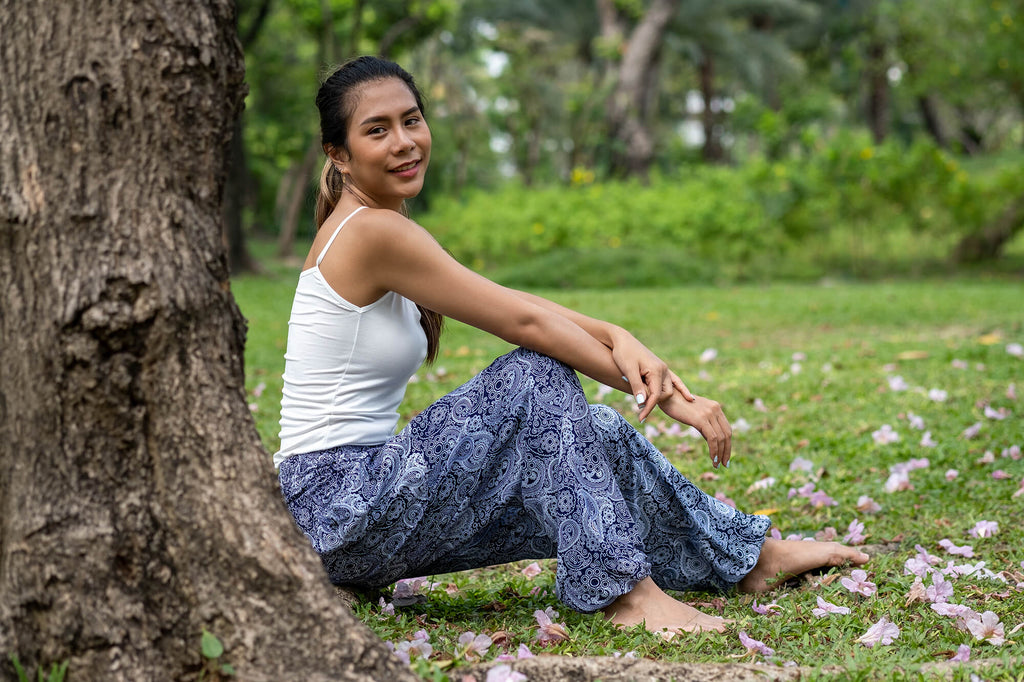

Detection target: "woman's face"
[332, 78, 431, 211]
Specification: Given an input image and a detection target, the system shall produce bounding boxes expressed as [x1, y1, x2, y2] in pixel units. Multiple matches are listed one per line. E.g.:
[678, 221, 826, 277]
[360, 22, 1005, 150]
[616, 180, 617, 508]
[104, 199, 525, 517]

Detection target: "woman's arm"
[510, 289, 695, 408]
[332, 209, 714, 436]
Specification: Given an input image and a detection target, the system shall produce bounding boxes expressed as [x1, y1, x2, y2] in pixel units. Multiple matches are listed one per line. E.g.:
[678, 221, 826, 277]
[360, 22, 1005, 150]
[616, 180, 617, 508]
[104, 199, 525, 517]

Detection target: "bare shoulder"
[344, 207, 439, 252]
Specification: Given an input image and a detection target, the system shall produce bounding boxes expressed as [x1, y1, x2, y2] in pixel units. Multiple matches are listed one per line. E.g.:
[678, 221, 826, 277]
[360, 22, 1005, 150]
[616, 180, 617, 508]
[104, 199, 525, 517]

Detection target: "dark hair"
[314, 56, 443, 363]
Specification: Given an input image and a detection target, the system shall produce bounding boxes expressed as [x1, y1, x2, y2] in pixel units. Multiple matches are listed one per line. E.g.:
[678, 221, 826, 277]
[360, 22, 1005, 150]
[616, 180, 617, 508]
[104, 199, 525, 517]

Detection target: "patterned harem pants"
[279, 347, 770, 613]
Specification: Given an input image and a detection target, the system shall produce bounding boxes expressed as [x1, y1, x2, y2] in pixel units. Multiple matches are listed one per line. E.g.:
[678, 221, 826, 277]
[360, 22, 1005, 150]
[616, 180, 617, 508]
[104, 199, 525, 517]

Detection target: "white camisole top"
[274, 206, 427, 467]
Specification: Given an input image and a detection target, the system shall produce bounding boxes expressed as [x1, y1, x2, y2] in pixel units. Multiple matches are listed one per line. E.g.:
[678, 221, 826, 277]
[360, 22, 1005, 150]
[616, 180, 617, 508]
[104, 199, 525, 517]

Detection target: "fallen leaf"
[897, 350, 929, 360]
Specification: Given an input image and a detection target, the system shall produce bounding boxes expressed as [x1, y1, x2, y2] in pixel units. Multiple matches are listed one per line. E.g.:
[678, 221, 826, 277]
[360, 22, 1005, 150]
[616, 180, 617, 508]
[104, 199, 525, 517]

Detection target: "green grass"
[233, 263, 1024, 679]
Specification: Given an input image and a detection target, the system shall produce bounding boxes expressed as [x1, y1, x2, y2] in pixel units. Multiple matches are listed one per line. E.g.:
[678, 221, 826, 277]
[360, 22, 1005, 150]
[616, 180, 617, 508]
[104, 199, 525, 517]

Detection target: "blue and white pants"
[279, 348, 770, 613]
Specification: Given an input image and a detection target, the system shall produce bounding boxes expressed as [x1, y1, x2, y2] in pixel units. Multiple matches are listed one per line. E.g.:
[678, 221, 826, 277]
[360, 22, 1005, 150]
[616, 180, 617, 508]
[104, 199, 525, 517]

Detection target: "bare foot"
[739, 538, 870, 593]
[603, 577, 730, 636]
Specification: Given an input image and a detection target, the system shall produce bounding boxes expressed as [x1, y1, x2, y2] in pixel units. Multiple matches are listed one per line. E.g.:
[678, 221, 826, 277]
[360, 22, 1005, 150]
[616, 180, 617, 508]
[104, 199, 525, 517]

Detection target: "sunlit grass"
[233, 259, 1024, 679]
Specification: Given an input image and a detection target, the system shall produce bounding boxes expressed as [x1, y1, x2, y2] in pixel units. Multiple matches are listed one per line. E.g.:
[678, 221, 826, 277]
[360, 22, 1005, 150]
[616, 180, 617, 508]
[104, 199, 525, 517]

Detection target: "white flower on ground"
[738, 631, 774, 656]
[733, 417, 751, 433]
[457, 631, 493, 657]
[965, 611, 1005, 645]
[907, 412, 925, 430]
[984, 405, 1009, 420]
[855, 496, 881, 513]
[841, 569, 877, 597]
[945, 468, 959, 481]
[789, 456, 814, 473]
[812, 596, 851, 618]
[486, 664, 528, 682]
[885, 471, 911, 493]
[699, 348, 718, 363]
[378, 597, 395, 616]
[921, 431, 937, 447]
[950, 644, 971, 662]
[856, 617, 900, 647]
[939, 538, 974, 557]
[1007, 343, 1023, 357]
[968, 521, 999, 538]
[746, 477, 776, 494]
[929, 388, 948, 402]
[751, 600, 781, 616]
[521, 562, 543, 579]
[961, 422, 982, 439]
[843, 519, 867, 544]
[925, 574, 953, 604]
[888, 375, 909, 391]
[872, 424, 900, 444]
[534, 608, 569, 644]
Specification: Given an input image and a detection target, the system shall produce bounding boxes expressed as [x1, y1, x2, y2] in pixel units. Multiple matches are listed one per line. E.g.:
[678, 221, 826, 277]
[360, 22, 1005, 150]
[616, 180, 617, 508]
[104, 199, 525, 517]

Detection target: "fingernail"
[725, 460, 730, 468]
[713, 456, 719, 466]
[635, 392, 646, 405]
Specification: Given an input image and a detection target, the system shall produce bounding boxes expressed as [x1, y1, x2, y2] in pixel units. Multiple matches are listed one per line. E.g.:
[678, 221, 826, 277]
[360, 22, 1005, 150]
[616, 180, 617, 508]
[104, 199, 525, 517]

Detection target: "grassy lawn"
[234, 266, 1023, 680]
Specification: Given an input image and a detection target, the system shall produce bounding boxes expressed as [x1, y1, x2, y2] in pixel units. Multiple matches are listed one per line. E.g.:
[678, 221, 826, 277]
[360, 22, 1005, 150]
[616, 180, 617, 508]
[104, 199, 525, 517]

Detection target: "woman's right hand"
[658, 391, 732, 469]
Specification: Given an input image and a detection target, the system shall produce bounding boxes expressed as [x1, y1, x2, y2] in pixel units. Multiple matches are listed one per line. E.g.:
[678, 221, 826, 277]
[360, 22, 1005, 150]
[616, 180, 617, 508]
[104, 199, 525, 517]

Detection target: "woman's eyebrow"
[359, 106, 419, 127]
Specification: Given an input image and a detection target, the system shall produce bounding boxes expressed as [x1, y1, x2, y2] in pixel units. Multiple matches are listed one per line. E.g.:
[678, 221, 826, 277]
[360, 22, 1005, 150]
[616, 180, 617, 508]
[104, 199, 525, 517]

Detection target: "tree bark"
[0, 2, 417, 680]
[865, 40, 889, 144]
[952, 193, 1024, 263]
[224, 114, 260, 273]
[599, 0, 680, 179]
[276, 138, 320, 259]
[699, 49, 725, 163]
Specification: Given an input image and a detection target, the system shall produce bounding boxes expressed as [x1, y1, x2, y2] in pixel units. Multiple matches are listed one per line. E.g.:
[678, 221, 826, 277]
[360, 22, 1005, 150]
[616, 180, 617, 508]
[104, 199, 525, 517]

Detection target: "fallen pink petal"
[520, 562, 543, 579]
[855, 495, 881, 513]
[950, 644, 971, 662]
[965, 610, 1005, 645]
[961, 422, 982, 439]
[938, 539, 974, 557]
[856, 617, 900, 647]
[872, 424, 900, 444]
[812, 596, 851, 618]
[752, 599, 782, 616]
[738, 631, 774, 656]
[485, 664, 528, 682]
[843, 518, 867, 544]
[841, 569, 877, 597]
[968, 521, 999, 538]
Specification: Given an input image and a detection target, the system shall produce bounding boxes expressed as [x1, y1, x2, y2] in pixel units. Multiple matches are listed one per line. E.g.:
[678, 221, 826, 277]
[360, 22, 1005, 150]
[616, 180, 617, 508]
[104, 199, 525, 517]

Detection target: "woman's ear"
[325, 144, 348, 174]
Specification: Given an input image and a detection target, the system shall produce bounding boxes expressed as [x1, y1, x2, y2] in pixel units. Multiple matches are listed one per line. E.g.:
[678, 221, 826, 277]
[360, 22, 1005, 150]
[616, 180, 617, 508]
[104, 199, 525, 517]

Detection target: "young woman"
[276, 56, 869, 636]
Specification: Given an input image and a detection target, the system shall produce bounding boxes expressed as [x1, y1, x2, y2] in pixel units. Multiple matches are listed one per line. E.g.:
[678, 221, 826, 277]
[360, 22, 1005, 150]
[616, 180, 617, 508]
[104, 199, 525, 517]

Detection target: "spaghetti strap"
[315, 205, 368, 267]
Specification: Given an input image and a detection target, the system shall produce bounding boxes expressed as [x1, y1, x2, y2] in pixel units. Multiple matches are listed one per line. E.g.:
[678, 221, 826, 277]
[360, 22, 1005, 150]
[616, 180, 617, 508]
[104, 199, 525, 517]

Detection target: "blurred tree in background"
[229, 0, 1023, 275]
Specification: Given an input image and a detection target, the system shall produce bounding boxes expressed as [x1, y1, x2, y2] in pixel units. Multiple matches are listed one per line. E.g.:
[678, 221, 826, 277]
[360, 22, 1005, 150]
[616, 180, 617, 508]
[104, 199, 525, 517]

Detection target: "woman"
[276, 55, 868, 636]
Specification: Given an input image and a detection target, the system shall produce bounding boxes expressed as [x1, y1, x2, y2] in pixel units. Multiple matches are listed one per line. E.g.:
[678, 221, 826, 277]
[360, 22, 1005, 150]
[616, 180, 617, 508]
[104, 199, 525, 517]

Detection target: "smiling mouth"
[390, 160, 420, 173]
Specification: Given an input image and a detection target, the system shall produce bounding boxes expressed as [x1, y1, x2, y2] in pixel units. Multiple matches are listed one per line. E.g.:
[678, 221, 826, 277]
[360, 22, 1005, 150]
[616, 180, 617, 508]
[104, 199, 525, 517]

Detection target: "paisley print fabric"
[279, 347, 770, 613]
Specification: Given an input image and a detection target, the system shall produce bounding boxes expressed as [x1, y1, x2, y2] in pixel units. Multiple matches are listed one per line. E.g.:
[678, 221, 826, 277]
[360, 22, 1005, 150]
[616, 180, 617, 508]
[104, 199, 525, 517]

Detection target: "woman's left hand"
[611, 332, 694, 423]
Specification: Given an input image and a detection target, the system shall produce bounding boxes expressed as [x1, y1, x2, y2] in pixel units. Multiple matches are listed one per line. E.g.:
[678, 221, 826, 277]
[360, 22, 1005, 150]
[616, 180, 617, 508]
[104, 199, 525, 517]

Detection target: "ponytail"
[315, 159, 344, 229]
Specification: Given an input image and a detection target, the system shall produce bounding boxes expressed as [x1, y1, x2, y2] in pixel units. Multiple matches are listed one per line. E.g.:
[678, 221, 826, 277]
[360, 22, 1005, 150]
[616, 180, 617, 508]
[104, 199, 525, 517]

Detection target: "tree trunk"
[699, 49, 725, 163]
[865, 40, 889, 144]
[600, 0, 680, 179]
[0, 2, 418, 681]
[224, 114, 260, 273]
[276, 138, 320, 259]
[952, 193, 1024, 263]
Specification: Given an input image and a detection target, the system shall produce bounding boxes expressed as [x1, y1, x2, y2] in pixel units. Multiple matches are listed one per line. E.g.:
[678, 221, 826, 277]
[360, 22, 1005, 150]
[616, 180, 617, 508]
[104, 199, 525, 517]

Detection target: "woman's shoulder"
[343, 206, 436, 249]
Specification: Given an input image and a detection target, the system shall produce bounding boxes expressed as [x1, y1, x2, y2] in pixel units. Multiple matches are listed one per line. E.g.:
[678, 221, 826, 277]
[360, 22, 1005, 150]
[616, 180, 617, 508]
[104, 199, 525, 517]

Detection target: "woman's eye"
[405, 117, 420, 127]
[369, 126, 386, 135]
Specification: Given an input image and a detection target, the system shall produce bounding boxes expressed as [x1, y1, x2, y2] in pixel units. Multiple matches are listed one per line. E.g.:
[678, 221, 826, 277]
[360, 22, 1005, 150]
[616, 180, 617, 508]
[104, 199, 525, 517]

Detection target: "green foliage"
[199, 629, 235, 679]
[416, 140, 1024, 287]
[7, 654, 68, 682]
